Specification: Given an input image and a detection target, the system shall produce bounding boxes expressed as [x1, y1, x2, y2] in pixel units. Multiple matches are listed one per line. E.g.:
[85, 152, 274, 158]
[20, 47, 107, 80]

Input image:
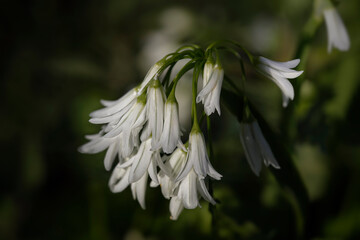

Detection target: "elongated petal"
[90, 89, 137, 118]
[178, 170, 199, 209]
[128, 139, 152, 183]
[104, 141, 118, 171]
[240, 123, 262, 176]
[259, 57, 300, 71]
[252, 121, 280, 169]
[169, 197, 184, 220]
[197, 178, 216, 205]
[324, 8, 350, 53]
[131, 172, 148, 209]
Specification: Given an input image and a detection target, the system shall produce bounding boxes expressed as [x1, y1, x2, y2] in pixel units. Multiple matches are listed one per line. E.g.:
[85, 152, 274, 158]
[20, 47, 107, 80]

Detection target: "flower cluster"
[79, 44, 303, 219]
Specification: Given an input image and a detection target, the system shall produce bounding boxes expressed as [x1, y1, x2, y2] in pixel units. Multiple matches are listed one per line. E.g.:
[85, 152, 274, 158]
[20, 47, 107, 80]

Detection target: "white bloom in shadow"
[109, 160, 149, 209]
[256, 56, 303, 107]
[323, 7, 350, 53]
[239, 120, 280, 176]
[196, 62, 224, 116]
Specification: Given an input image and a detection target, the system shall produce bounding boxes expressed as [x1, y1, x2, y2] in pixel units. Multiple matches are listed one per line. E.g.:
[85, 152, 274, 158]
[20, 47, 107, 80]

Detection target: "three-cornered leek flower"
[196, 60, 224, 116]
[256, 56, 303, 107]
[154, 93, 183, 154]
[146, 78, 166, 148]
[108, 137, 167, 209]
[239, 120, 280, 176]
[323, 6, 350, 53]
[79, 130, 123, 171]
[109, 160, 148, 209]
[176, 130, 222, 181]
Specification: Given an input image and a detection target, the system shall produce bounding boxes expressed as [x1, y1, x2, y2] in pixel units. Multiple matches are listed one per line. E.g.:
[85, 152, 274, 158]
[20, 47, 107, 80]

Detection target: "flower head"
[196, 61, 224, 115]
[256, 56, 303, 107]
[323, 7, 350, 53]
[239, 120, 280, 176]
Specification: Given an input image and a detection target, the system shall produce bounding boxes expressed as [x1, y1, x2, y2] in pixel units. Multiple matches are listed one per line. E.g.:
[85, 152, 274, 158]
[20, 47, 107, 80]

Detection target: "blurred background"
[1, 0, 359, 239]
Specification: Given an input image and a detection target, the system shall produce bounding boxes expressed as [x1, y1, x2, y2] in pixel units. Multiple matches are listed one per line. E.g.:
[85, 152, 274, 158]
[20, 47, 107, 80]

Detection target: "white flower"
[196, 61, 224, 116]
[154, 98, 183, 154]
[176, 169, 216, 209]
[155, 146, 217, 219]
[176, 130, 222, 181]
[323, 7, 350, 53]
[125, 138, 160, 184]
[108, 137, 168, 209]
[78, 130, 123, 171]
[156, 148, 187, 199]
[109, 161, 149, 209]
[256, 56, 303, 107]
[239, 120, 280, 176]
[146, 79, 165, 148]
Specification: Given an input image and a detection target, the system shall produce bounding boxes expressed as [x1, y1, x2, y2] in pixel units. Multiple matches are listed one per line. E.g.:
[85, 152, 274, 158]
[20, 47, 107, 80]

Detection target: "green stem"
[282, 8, 323, 142]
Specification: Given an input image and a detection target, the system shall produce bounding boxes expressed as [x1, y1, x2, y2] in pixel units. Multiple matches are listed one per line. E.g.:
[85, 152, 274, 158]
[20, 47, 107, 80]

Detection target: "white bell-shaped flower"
[323, 7, 350, 53]
[197, 60, 224, 116]
[256, 56, 303, 107]
[146, 78, 166, 148]
[154, 94, 183, 154]
[239, 120, 280, 176]
[176, 130, 222, 181]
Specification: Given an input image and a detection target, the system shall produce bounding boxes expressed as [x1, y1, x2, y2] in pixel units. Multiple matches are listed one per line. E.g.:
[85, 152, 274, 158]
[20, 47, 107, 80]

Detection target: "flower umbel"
[79, 42, 307, 220]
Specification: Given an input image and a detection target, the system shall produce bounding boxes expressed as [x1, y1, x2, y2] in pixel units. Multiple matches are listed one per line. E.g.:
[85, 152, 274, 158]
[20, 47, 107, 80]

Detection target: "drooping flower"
[239, 120, 280, 176]
[154, 94, 183, 154]
[176, 130, 222, 181]
[78, 131, 123, 171]
[323, 7, 350, 53]
[109, 160, 149, 209]
[256, 56, 303, 107]
[90, 88, 138, 119]
[156, 148, 187, 199]
[108, 137, 167, 209]
[146, 78, 165, 148]
[196, 60, 224, 116]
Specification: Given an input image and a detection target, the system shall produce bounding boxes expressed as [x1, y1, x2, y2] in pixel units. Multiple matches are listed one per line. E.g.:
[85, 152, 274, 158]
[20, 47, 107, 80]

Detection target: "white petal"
[259, 57, 300, 70]
[90, 89, 137, 118]
[169, 197, 184, 220]
[128, 139, 152, 183]
[178, 170, 199, 209]
[252, 121, 280, 169]
[197, 178, 216, 205]
[104, 141, 118, 171]
[324, 8, 350, 52]
[133, 172, 148, 209]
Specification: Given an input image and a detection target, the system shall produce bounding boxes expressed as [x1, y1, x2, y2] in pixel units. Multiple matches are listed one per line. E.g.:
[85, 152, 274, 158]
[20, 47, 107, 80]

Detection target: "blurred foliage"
[1, 0, 360, 239]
